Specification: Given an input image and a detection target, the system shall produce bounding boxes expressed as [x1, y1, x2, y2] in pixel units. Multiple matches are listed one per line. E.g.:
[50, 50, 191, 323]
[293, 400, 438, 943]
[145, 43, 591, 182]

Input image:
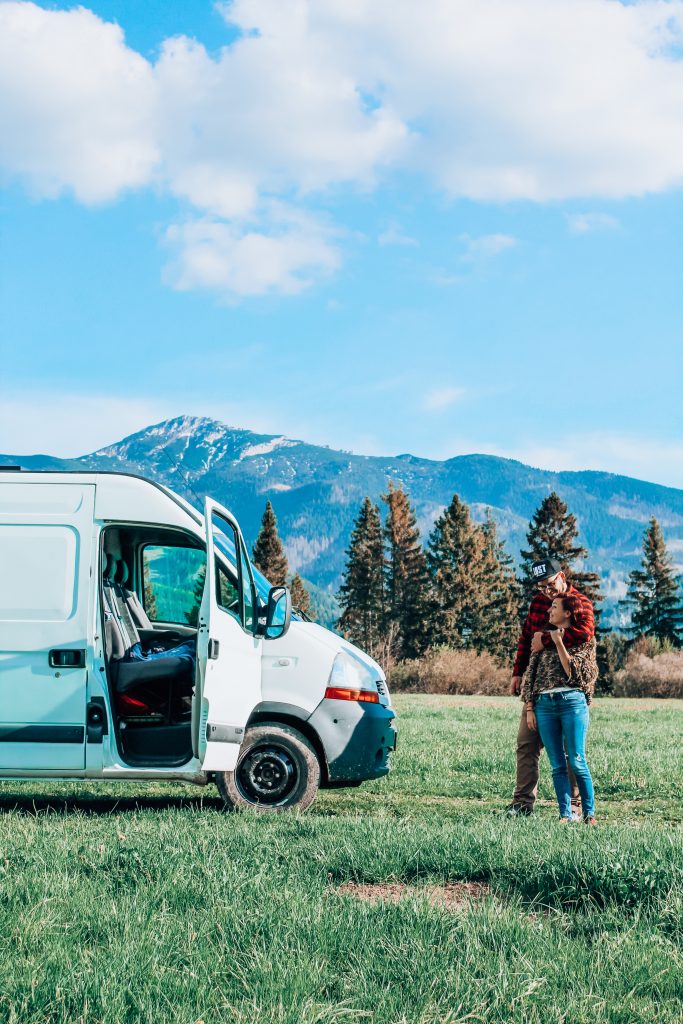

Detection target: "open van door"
[192, 499, 261, 772]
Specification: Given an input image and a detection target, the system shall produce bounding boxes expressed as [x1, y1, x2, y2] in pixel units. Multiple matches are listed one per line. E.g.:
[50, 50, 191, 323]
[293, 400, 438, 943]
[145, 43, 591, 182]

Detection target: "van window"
[142, 546, 205, 626]
[210, 511, 255, 633]
[216, 564, 241, 625]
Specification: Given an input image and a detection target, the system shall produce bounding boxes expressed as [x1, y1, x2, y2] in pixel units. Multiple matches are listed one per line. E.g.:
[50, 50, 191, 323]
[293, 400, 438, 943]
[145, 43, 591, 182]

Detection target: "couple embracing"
[507, 558, 599, 824]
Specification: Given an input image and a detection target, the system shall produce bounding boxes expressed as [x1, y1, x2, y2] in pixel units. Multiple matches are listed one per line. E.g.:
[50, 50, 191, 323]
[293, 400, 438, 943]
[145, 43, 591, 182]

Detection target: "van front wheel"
[215, 723, 320, 812]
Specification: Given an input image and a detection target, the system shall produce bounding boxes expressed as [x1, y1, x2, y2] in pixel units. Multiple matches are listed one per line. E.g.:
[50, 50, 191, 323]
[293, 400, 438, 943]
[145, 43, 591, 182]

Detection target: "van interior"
[101, 526, 207, 767]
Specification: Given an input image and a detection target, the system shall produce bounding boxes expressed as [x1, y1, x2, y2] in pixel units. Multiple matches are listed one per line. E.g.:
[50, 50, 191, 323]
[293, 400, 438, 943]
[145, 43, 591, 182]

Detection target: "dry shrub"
[613, 641, 683, 698]
[388, 646, 509, 695]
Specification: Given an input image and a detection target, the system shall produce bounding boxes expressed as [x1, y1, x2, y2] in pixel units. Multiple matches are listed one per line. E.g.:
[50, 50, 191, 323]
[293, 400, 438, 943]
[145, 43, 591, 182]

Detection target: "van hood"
[291, 621, 385, 680]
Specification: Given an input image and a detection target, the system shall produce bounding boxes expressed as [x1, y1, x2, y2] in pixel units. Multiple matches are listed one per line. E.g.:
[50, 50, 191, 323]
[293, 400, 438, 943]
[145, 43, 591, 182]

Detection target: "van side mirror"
[263, 586, 292, 639]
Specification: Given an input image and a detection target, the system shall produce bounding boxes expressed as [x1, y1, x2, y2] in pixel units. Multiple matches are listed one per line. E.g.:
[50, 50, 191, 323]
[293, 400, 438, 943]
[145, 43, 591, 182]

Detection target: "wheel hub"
[237, 745, 297, 804]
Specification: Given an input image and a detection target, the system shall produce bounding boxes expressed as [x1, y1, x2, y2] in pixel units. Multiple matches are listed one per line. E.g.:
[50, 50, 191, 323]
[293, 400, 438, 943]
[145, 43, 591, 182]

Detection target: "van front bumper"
[308, 697, 397, 785]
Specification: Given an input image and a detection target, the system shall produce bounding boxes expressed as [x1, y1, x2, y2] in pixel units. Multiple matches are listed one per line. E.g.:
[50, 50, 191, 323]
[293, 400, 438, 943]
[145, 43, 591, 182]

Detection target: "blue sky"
[1, 0, 682, 487]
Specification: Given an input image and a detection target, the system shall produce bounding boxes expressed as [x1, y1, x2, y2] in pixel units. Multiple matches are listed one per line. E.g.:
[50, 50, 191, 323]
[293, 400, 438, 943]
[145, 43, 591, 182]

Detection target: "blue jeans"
[535, 690, 595, 819]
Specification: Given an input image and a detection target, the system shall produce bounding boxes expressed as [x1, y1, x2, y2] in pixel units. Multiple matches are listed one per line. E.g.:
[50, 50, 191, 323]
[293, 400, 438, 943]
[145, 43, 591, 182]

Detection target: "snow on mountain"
[5, 415, 683, 628]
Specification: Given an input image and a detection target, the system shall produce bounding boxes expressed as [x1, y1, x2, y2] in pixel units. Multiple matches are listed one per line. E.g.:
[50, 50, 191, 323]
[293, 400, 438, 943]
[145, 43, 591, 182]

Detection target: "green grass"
[0, 696, 681, 1023]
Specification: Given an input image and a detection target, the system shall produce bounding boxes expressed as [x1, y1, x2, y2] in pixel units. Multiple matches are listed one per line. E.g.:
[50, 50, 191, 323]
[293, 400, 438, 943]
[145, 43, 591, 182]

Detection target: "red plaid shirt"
[513, 584, 595, 678]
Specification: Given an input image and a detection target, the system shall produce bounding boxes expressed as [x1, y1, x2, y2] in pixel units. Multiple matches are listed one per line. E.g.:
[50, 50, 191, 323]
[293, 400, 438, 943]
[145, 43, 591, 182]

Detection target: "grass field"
[0, 695, 681, 1023]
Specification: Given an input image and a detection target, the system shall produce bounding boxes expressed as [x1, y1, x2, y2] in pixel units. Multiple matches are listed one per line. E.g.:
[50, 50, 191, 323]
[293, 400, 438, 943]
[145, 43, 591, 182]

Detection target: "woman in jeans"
[522, 594, 598, 823]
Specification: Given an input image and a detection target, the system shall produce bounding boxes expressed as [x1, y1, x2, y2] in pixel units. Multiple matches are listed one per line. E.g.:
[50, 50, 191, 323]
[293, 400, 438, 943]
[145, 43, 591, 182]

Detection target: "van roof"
[0, 468, 204, 527]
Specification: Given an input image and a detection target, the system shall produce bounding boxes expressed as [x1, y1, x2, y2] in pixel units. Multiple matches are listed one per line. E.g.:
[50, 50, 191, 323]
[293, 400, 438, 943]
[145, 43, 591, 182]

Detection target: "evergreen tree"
[426, 494, 487, 648]
[336, 497, 385, 658]
[252, 500, 288, 586]
[290, 573, 313, 618]
[143, 561, 159, 622]
[185, 564, 206, 628]
[519, 491, 612, 686]
[382, 481, 432, 659]
[520, 492, 587, 605]
[473, 509, 523, 660]
[520, 491, 603, 613]
[623, 518, 683, 646]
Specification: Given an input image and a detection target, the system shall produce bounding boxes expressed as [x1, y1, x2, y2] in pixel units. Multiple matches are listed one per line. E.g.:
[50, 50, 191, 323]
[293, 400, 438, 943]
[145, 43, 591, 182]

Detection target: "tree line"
[249, 487, 683, 670]
[335, 485, 683, 667]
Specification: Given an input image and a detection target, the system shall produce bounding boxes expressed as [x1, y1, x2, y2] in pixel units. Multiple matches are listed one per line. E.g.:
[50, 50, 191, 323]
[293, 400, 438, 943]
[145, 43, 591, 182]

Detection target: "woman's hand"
[550, 627, 565, 646]
[526, 708, 537, 732]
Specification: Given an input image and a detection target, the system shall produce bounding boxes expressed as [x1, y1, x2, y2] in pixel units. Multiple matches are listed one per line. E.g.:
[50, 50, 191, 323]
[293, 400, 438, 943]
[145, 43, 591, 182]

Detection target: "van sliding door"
[0, 482, 95, 771]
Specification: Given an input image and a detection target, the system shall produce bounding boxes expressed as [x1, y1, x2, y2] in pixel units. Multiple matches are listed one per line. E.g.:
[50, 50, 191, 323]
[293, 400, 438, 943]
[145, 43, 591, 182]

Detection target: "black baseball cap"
[531, 558, 562, 581]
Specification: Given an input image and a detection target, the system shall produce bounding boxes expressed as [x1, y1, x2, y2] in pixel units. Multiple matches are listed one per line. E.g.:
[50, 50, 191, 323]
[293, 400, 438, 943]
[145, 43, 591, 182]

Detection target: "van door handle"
[208, 639, 220, 660]
[49, 649, 86, 668]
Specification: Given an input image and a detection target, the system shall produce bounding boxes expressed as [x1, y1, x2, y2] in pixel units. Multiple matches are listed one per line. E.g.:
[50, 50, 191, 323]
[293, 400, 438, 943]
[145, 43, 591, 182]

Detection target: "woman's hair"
[556, 593, 581, 626]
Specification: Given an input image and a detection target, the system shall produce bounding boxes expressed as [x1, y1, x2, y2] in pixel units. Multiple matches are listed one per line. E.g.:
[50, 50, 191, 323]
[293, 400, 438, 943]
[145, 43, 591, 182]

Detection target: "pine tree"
[426, 494, 487, 648]
[336, 497, 385, 658]
[382, 481, 432, 659]
[290, 573, 313, 618]
[252, 500, 288, 586]
[519, 491, 602, 614]
[623, 518, 683, 646]
[472, 509, 522, 660]
[520, 490, 611, 685]
[185, 564, 206, 628]
[143, 561, 159, 622]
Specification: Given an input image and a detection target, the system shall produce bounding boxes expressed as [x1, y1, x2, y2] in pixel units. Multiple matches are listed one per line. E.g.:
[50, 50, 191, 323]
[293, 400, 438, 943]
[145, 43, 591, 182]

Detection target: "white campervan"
[0, 469, 396, 811]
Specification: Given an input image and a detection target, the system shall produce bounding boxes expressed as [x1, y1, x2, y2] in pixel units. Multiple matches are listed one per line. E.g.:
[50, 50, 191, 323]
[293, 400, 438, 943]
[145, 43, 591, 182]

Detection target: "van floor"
[118, 720, 193, 767]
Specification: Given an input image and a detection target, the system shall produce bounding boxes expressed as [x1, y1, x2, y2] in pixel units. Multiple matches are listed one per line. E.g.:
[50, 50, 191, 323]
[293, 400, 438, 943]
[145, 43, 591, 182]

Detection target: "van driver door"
[192, 499, 262, 771]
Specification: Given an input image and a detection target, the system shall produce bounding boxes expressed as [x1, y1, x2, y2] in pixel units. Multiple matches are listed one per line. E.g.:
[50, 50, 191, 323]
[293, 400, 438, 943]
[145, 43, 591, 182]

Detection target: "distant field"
[0, 696, 681, 1023]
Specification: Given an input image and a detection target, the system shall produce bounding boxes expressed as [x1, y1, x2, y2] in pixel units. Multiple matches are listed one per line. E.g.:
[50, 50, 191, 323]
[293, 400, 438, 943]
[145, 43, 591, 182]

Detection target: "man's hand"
[531, 631, 545, 654]
[509, 675, 522, 696]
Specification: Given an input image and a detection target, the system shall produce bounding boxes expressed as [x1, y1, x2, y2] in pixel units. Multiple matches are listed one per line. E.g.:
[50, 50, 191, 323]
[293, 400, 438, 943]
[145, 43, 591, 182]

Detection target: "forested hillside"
[5, 414, 683, 627]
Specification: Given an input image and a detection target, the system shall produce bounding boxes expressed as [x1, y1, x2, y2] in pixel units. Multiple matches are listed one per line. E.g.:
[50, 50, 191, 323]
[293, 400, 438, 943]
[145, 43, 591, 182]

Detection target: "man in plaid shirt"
[506, 557, 595, 817]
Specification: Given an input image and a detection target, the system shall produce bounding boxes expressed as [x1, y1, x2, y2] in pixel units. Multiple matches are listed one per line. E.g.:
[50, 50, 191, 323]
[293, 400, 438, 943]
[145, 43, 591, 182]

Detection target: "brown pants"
[513, 708, 580, 811]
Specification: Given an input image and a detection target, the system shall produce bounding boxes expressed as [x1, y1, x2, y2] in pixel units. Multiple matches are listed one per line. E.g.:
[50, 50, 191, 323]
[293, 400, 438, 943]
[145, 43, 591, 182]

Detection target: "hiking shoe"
[505, 803, 532, 817]
[559, 816, 574, 824]
[583, 815, 598, 825]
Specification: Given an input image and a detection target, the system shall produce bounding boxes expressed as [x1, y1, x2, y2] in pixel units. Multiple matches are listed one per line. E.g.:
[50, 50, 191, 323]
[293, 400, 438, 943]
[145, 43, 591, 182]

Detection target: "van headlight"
[328, 649, 377, 691]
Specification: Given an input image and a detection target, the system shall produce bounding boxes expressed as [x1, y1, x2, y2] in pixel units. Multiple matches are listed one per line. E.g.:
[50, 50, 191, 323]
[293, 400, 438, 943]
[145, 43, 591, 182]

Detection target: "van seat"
[116, 561, 153, 630]
[103, 553, 194, 720]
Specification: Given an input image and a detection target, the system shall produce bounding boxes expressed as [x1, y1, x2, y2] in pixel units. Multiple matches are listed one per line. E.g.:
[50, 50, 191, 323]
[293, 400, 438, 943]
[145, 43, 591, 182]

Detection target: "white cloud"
[566, 212, 621, 234]
[0, 2, 158, 202]
[378, 222, 418, 247]
[0, 395, 171, 457]
[164, 210, 340, 299]
[423, 386, 466, 411]
[4, 0, 683, 294]
[459, 233, 518, 262]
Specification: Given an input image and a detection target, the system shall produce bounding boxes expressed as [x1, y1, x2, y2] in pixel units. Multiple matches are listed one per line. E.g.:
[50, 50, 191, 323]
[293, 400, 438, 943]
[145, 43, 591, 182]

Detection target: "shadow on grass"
[0, 793, 226, 816]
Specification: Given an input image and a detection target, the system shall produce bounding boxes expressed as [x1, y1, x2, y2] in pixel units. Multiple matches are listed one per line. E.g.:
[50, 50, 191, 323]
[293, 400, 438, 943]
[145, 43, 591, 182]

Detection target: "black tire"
[215, 723, 320, 812]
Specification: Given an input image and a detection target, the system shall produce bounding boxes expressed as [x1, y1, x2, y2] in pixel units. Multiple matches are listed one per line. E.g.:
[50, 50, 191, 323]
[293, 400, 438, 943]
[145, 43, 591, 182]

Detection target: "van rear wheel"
[215, 723, 320, 812]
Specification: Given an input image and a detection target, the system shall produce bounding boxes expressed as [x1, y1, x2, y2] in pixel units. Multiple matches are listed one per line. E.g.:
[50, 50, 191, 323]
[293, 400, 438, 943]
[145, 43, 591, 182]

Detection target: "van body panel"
[0, 480, 95, 770]
[95, 476, 194, 530]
